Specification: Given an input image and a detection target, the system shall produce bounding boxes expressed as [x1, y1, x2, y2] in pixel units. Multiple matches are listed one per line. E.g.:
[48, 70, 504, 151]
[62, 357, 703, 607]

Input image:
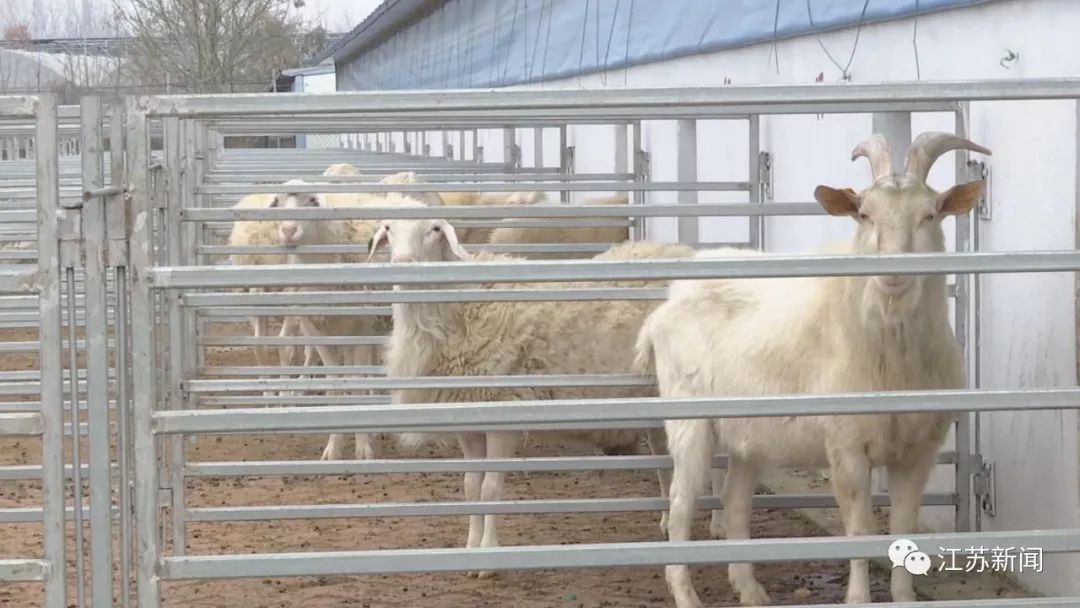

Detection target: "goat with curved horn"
[851, 133, 894, 182]
[905, 131, 992, 182]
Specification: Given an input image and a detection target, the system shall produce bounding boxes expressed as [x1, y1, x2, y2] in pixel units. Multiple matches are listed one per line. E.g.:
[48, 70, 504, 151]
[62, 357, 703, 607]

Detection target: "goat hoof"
[737, 582, 771, 606]
[320, 445, 343, 461]
[845, 591, 871, 604]
[355, 444, 375, 461]
[659, 513, 669, 535]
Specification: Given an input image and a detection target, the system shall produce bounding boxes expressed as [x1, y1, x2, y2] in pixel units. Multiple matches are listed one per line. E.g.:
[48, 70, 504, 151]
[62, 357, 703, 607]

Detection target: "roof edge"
[312, 0, 440, 65]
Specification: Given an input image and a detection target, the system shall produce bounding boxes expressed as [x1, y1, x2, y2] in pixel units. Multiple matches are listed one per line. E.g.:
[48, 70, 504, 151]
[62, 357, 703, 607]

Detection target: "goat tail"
[631, 316, 657, 377]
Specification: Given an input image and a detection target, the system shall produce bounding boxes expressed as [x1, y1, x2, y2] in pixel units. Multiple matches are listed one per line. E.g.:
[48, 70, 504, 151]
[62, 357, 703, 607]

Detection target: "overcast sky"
[0, 0, 383, 37]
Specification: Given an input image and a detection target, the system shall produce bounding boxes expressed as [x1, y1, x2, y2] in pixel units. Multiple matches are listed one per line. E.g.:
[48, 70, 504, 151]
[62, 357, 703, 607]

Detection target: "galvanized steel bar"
[155, 387, 1080, 435]
[183, 287, 667, 306]
[143, 80, 1080, 117]
[125, 98, 162, 607]
[0, 559, 49, 582]
[160, 529, 1080, 579]
[195, 180, 748, 195]
[81, 95, 115, 608]
[36, 92, 69, 608]
[185, 493, 956, 522]
[0, 412, 43, 435]
[185, 373, 654, 394]
[65, 268, 87, 608]
[151, 250, 1080, 290]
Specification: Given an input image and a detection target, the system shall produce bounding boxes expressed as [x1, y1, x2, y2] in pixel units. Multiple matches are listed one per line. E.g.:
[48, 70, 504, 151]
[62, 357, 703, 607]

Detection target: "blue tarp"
[337, 0, 992, 90]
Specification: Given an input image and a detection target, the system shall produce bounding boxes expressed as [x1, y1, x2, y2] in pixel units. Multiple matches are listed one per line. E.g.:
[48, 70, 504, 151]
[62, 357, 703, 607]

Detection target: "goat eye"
[923, 213, 936, 223]
[431, 225, 441, 233]
[857, 212, 870, 222]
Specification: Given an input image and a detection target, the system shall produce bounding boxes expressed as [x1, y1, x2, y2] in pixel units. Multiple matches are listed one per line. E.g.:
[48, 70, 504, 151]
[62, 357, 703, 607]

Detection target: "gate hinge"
[972, 458, 996, 517]
[967, 159, 992, 221]
[758, 151, 773, 202]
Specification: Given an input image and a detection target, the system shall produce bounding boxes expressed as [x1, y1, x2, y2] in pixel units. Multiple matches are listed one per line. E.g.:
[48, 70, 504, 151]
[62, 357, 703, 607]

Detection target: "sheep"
[221, 167, 427, 399]
[271, 177, 543, 461]
[271, 177, 425, 462]
[368, 204, 695, 578]
[631, 131, 990, 607]
[485, 194, 632, 259]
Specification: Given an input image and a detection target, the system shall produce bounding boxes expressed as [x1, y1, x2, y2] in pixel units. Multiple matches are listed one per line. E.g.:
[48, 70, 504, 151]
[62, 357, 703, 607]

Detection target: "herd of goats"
[220, 131, 991, 606]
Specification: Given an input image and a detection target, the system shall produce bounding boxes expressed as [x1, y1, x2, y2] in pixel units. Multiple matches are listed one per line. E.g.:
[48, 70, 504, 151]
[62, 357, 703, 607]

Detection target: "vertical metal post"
[126, 98, 162, 608]
[108, 98, 133, 608]
[503, 127, 518, 169]
[614, 124, 630, 239]
[164, 117, 188, 555]
[631, 120, 647, 242]
[676, 119, 699, 247]
[533, 127, 544, 170]
[871, 112, 912, 174]
[558, 125, 570, 202]
[458, 130, 466, 161]
[37, 93, 69, 608]
[65, 267, 87, 608]
[748, 115, 762, 250]
[472, 129, 480, 161]
[81, 95, 115, 608]
[953, 104, 974, 533]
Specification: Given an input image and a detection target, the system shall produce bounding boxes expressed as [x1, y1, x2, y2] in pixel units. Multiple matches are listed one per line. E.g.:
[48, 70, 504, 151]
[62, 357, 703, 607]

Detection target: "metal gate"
[5, 81, 1080, 607]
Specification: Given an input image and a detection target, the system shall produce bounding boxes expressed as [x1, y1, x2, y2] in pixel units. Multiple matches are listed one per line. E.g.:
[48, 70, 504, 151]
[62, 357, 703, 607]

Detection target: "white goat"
[271, 175, 428, 461]
[369, 204, 694, 578]
[633, 132, 990, 607]
[485, 193, 632, 259]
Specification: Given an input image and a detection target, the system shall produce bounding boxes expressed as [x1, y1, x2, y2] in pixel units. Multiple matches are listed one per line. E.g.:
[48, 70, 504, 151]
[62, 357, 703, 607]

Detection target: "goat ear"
[366, 225, 389, 262]
[437, 221, 470, 261]
[937, 180, 984, 216]
[266, 195, 279, 208]
[813, 185, 860, 216]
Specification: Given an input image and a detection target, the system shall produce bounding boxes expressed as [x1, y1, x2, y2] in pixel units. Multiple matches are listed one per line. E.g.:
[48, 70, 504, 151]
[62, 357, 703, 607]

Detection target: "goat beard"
[858, 278, 923, 329]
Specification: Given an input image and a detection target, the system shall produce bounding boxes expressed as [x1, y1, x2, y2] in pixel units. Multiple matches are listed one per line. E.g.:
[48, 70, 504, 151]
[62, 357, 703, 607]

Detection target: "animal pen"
[2, 81, 1080, 607]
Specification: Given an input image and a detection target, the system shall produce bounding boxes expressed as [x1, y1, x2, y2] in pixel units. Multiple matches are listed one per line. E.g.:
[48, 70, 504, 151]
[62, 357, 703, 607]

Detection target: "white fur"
[374, 211, 695, 578]
[633, 132, 989, 607]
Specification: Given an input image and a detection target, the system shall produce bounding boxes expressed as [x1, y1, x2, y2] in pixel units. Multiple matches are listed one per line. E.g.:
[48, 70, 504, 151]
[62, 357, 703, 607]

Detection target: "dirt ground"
[0, 322, 900, 607]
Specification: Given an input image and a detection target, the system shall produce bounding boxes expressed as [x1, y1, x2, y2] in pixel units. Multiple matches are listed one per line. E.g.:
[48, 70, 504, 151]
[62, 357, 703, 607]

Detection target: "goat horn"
[851, 133, 893, 181]
[905, 131, 992, 182]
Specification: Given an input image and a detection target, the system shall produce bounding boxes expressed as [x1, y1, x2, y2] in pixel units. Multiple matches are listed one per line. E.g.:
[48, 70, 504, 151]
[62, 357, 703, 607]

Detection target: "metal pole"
[164, 117, 187, 555]
[748, 114, 762, 250]
[676, 119, 699, 247]
[37, 92, 69, 608]
[66, 266, 87, 608]
[126, 98, 163, 608]
[81, 95, 115, 608]
[953, 104, 974, 533]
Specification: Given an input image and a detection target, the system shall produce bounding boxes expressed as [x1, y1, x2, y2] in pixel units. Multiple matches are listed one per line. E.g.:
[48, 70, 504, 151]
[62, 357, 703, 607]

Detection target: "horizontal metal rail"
[205, 172, 635, 183]
[198, 243, 618, 256]
[184, 493, 958, 522]
[0, 267, 38, 292]
[198, 335, 386, 348]
[159, 529, 1080, 579]
[195, 181, 748, 195]
[150, 250, 1080, 290]
[0, 559, 48, 582]
[182, 201, 821, 221]
[199, 365, 384, 377]
[197, 307, 389, 318]
[142, 79, 1080, 118]
[184, 451, 958, 477]
[0, 412, 43, 435]
[185, 373, 654, 394]
[184, 287, 668, 306]
[154, 387, 1080, 435]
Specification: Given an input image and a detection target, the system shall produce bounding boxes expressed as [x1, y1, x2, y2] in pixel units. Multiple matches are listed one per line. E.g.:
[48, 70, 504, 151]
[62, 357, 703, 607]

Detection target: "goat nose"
[281, 225, 297, 238]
